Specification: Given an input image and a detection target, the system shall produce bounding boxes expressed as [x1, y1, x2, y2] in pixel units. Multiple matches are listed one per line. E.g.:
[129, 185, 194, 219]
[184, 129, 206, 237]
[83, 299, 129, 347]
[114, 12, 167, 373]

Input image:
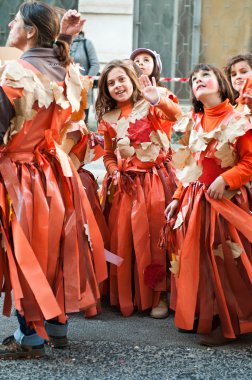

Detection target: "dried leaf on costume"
[213, 240, 243, 260]
[150, 130, 170, 152]
[66, 64, 84, 112]
[172, 147, 202, 186]
[169, 253, 180, 276]
[214, 142, 236, 168]
[221, 117, 250, 144]
[117, 137, 135, 158]
[135, 142, 160, 162]
[116, 118, 130, 140]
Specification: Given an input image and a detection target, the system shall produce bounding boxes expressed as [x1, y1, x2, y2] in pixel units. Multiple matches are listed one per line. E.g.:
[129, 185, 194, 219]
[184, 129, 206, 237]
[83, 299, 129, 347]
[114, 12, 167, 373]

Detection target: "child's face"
[107, 67, 133, 103]
[230, 60, 252, 93]
[191, 69, 220, 103]
[133, 53, 154, 77]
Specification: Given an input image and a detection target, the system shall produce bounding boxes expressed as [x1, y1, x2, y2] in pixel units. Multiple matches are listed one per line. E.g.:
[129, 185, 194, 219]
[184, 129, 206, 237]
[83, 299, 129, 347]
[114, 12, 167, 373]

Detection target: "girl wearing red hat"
[130, 48, 180, 318]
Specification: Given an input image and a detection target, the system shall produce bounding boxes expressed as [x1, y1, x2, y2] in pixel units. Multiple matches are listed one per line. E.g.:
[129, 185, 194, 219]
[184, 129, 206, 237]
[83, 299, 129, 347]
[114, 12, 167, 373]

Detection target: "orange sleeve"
[221, 131, 252, 189]
[152, 96, 182, 122]
[172, 182, 184, 199]
[103, 131, 118, 175]
[69, 134, 88, 163]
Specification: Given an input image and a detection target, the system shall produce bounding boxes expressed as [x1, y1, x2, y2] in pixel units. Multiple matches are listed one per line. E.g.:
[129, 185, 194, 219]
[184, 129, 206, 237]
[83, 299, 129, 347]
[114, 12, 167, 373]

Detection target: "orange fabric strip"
[12, 214, 62, 320]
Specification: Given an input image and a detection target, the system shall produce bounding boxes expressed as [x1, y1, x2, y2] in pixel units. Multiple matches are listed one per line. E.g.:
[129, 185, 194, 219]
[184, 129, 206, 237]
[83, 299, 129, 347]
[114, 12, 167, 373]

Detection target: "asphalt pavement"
[1, 301, 252, 380]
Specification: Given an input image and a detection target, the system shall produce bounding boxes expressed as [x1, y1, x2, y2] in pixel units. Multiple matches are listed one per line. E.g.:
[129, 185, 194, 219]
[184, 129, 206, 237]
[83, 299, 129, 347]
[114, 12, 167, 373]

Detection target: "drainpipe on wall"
[191, 0, 202, 69]
[132, 0, 140, 50]
[170, 0, 179, 94]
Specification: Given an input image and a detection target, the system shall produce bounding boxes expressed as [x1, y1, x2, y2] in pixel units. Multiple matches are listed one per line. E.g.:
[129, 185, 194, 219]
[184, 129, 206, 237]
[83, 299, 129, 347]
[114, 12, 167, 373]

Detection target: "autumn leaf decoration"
[67, 64, 92, 122]
[170, 112, 251, 186]
[127, 118, 152, 145]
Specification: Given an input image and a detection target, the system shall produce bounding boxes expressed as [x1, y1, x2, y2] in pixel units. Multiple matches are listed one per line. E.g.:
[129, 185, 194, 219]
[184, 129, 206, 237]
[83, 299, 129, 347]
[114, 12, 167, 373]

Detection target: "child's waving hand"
[139, 75, 160, 105]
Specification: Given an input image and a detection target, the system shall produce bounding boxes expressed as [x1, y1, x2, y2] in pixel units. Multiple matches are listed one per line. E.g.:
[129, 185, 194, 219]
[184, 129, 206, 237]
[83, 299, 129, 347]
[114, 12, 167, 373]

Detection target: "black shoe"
[46, 335, 68, 349]
[199, 327, 236, 347]
[0, 335, 45, 359]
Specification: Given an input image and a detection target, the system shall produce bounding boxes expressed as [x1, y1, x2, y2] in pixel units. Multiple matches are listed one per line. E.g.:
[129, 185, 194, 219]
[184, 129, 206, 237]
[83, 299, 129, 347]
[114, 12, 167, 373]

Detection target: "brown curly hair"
[95, 60, 142, 122]
[224, 54, 252, 104]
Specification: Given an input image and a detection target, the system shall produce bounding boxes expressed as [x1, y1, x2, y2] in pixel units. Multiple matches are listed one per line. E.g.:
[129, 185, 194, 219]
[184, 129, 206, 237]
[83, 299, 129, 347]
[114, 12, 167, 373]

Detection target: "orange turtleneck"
[118, 100, 133, 118]
[173, 99, 252, 198]
[202, 99, 233, 132]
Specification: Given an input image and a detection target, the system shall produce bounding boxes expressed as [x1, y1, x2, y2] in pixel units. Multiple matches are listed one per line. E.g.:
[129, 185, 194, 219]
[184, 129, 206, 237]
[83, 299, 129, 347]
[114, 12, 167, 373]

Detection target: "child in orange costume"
[224, 53, 252, 111]
[165, 64, 252, 346]
[130, 49, 180, 318]
[96, 60, 181, 317]
[130, 48, 178, 142]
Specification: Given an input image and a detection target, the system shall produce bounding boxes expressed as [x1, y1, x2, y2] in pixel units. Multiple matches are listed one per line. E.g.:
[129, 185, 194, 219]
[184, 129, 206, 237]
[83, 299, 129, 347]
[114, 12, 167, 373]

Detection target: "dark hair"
[189, 63, 234, 113]
[151, 59, 162, 86]
[19, 1, 71, 67]
[95, 60, 142, 122]
[224, 53, 252, 104]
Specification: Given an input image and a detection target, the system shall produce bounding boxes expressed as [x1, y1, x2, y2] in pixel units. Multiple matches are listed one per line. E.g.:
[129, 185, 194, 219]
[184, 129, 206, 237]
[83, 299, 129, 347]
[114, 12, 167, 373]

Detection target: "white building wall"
[78, 0, 134, 66]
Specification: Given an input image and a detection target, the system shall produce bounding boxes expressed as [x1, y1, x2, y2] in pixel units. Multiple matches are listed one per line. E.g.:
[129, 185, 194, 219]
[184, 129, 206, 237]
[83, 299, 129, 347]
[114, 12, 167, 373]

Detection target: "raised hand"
[139, 75, 160, 105]
[60, 9, 85, 36]
[237, 78, 252, 112]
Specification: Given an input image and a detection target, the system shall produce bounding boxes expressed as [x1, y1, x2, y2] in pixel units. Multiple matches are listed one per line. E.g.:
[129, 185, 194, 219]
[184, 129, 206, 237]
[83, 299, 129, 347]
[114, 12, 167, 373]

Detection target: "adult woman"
[0, 1, 107, 359]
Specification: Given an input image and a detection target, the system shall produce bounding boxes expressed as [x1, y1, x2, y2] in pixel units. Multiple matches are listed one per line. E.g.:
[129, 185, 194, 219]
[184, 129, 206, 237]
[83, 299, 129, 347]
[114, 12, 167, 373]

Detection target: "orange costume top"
[98, 94, 181, 316]
[0, 60, 107, 338]
[100, 94, 180, 175]
[173, 99, 252, 199]
[167, 99, 252, 339]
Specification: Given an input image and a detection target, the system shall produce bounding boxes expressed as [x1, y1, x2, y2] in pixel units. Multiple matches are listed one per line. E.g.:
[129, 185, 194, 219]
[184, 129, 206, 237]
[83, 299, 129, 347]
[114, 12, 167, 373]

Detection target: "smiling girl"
[164, 64, 252, 346]
[224, 53, 252, 111]
[96, 60, 181, 317]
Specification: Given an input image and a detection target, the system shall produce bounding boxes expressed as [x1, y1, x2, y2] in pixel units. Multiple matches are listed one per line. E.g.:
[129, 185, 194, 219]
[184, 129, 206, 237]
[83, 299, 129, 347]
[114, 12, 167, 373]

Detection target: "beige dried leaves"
[1, 61, 91, 143]
[171, 112, 251, 186]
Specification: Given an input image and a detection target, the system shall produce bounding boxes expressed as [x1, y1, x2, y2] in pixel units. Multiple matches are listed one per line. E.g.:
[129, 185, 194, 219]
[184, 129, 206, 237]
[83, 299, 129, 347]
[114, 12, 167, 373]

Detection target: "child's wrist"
[150, 95, 161, 106]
